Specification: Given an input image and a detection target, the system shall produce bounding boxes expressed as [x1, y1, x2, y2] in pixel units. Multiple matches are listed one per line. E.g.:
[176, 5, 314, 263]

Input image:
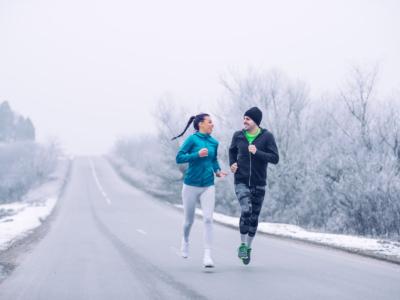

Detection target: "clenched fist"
[248, 145, 257, 154]
[216, 170, 228, 178]
[198, 148, 209, 157]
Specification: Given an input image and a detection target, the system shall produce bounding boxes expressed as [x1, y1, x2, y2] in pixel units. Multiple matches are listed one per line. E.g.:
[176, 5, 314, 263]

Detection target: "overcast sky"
[0, 0, 399, 154]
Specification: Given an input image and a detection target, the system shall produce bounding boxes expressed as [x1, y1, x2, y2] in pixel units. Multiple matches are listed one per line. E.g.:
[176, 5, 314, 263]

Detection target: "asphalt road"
[1, 157, 399, 300]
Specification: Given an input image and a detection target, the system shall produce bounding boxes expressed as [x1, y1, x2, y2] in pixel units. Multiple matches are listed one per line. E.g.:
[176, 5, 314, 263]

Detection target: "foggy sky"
[0, 0, 399, 154]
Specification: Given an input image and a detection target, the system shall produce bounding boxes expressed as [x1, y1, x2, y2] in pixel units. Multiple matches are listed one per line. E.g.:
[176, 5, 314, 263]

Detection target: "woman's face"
[199, 116, 214, 134]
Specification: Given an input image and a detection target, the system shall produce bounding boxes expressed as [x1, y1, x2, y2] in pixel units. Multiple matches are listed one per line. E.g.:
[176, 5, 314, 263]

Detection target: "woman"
[172, 113, 227, 268]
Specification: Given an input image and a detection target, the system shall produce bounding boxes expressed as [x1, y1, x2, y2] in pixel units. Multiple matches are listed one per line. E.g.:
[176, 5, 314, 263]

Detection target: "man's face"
[243, 116, 256, 131]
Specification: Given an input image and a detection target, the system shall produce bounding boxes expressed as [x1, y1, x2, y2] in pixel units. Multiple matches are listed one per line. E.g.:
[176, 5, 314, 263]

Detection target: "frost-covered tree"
[0, 102, 57, 203]
[0, 101, 14, 142]
[0, 141, 60, 203]
[15, 117, 35, 141]
[0, 101, 35, 142]
[112, 66, 400, 239]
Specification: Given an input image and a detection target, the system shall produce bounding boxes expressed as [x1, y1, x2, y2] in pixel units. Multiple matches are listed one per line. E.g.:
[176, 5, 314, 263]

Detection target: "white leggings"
[182, 184, 215, 250]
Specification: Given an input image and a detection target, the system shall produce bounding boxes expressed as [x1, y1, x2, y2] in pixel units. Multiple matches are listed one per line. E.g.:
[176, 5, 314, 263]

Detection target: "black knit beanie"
[244, 107, 262, 126]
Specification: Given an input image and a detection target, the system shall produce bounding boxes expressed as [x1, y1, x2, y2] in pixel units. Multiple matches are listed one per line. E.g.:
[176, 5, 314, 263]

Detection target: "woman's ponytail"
[171, 113, 210, 140]
[171, 116, 196, 140]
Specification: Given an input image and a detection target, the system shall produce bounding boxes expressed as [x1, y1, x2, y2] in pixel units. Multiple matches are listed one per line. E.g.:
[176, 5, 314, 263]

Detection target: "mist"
[0, 0, 399, 154]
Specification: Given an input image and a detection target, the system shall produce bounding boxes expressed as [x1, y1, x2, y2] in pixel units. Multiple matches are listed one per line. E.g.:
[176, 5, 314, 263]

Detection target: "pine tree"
[0, 100, 36, 142]
[0, 101, 14, 142]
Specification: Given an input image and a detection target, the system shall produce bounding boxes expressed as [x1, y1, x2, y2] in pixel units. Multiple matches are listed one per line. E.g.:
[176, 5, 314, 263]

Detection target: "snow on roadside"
[110, 158, 400, 262]
[175, 204, 400, 260]
[0, 158, 71, 252]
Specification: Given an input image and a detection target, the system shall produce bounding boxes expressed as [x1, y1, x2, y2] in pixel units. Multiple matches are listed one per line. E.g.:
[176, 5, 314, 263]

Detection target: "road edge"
[0, 159, 74, 283]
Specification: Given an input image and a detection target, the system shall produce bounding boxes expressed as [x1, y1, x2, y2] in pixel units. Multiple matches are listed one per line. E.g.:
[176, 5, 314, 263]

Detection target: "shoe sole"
[242, 250, 251, 264]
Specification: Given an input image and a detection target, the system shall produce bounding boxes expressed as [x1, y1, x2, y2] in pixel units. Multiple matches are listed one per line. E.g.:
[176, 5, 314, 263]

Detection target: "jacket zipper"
[202, 136, 209, 186]
[202, 138, 206, 186]
[249, 142, 252, 186]
[247, 129, 263, 187]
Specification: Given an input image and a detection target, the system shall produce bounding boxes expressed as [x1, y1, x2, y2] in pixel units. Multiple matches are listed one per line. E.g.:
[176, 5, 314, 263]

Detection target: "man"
[229, 107, 279, 265]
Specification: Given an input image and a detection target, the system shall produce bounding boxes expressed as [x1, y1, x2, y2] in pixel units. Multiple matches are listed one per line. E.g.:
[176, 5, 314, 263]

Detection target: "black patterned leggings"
[234, 183, 266, 237]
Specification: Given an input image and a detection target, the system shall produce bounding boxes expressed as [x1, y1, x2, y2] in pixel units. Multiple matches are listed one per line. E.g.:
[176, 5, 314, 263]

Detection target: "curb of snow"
[0, 157, 72, 252]
[173, 204, 400, 265]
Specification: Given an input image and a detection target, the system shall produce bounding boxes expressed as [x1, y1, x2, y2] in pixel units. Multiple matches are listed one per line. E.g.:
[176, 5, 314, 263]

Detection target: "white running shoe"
[181, 239, 189, 258]
[203, 249, 214, 268]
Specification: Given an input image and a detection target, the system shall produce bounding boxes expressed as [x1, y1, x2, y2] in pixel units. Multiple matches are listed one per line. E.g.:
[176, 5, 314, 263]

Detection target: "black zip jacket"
[229, 128, 279, 186]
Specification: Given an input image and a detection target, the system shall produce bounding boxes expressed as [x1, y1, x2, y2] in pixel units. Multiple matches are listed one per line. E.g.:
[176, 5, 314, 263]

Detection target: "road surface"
[1, 157, 399, 299]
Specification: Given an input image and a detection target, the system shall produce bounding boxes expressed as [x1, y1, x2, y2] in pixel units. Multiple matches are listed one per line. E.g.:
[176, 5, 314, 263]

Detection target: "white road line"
[89, 158, 111, 205]
[136, 229, 147, 235]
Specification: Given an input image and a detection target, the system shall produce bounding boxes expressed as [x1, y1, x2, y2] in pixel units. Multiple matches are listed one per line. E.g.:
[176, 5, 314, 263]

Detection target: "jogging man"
[229, 107, 279, 265]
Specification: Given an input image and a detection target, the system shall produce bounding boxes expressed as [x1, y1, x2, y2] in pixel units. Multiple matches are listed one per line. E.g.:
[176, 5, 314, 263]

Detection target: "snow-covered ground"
[175, 204, 400, 262]
[0, 157, 71, 252]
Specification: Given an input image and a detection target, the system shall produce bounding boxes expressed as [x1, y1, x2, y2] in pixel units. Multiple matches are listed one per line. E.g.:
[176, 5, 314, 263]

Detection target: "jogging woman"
[172, 113, 227, 268]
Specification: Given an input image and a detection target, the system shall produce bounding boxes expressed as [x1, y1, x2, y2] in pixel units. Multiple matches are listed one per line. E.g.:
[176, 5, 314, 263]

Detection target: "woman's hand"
[216, 170, 228, 178]
[198, 148, 209, 157]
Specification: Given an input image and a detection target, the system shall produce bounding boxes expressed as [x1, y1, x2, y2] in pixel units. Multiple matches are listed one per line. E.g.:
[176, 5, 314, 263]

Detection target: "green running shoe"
[242, 248, 252, 265]
[238, 243, 248, 259]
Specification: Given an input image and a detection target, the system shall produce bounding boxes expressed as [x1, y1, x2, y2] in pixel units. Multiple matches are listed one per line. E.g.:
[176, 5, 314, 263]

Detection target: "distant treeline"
[0, 101, 35, 143]
[0, 101, 59, 203]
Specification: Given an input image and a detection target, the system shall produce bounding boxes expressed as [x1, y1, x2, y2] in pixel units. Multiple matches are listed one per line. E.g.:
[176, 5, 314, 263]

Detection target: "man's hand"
[230, 162, 238, 173]
[198, 148, 208, 157]
[216, 170, 228, 178]
[248, 145, 257, 154]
